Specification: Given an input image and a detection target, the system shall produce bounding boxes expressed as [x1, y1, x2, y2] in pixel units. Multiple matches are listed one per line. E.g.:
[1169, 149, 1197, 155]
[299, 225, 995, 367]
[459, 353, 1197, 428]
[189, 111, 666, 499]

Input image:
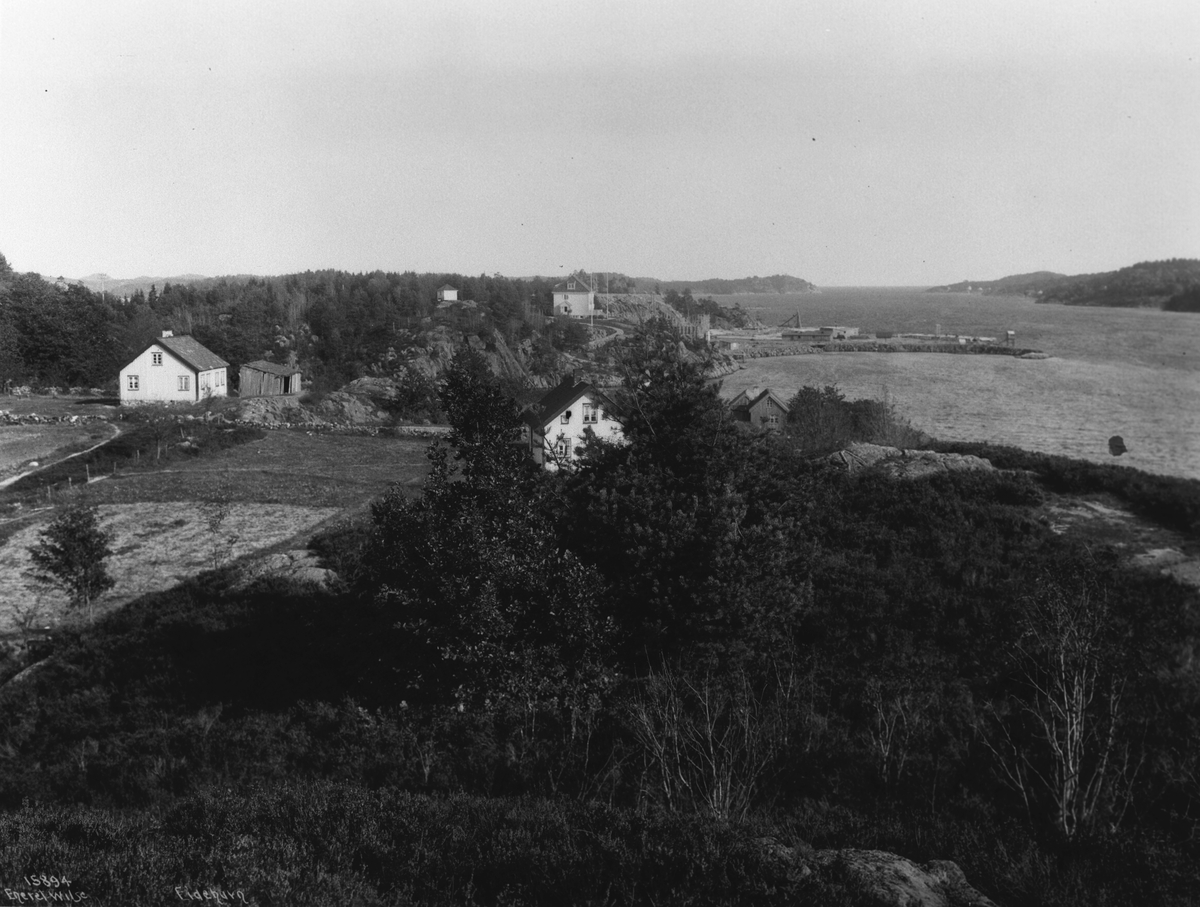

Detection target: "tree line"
[0, 252, 576, 392]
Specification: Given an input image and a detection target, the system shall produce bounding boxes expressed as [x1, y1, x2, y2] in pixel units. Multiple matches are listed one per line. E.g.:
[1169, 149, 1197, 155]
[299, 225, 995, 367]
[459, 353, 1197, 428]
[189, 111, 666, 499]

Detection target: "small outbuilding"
[239, 360, 302, 397]
[437, 284, 459, 302]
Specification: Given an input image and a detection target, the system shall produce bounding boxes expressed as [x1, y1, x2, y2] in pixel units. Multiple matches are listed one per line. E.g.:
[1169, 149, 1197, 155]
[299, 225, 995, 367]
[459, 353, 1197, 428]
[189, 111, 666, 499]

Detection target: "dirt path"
[1044, 493, 1200, 589]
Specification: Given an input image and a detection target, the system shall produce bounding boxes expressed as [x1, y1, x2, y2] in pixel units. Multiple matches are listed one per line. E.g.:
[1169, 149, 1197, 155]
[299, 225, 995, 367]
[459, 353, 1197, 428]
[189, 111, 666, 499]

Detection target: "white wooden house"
[119, 332, 229, 405]
[551, 271, 596, 318]
[522, 375, 622, 469]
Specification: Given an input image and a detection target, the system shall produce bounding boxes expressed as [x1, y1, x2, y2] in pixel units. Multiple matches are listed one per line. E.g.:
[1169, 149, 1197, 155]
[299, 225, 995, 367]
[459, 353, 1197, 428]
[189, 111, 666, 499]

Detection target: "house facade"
[730, 387, 790, 429]
[552, 271, 595, 318]
[437, 284, 459, 302]
[523, 375, 622, 469]
[119, 332, 229, 405]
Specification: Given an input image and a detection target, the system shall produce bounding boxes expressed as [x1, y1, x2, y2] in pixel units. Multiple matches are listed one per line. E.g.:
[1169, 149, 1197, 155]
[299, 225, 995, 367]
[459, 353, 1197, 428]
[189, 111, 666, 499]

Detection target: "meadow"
[715, 289, 1200, 479]
[0, 422, 431, 636]
[0, 423, 117, 482]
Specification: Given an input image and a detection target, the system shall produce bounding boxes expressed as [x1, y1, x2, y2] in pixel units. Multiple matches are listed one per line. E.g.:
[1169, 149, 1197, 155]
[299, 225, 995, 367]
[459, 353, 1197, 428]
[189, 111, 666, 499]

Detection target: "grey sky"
[2, 0, 1196, 285]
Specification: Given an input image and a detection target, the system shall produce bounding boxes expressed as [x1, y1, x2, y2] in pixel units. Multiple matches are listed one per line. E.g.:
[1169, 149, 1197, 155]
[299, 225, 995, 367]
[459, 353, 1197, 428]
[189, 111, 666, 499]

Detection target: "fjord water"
[714, 288, 1200, 480]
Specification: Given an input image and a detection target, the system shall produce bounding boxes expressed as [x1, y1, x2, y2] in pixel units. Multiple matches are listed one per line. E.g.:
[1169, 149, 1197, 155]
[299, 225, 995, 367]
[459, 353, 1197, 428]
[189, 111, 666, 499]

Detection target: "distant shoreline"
[728, 341, 1046, 363]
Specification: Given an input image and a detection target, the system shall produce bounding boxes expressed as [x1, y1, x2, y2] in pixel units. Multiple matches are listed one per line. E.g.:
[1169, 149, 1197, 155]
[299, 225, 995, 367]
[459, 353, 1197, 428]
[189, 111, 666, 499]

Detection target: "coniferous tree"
[27, 503, 115, 621]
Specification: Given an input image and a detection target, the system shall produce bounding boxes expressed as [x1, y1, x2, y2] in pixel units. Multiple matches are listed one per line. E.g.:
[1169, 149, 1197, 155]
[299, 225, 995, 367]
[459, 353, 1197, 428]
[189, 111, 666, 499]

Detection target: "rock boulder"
[827, 443, 995, 480]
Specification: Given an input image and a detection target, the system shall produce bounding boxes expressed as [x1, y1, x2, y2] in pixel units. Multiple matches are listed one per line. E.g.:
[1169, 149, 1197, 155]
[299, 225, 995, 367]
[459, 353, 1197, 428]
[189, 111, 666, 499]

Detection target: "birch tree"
[985, 584, 1137, 839]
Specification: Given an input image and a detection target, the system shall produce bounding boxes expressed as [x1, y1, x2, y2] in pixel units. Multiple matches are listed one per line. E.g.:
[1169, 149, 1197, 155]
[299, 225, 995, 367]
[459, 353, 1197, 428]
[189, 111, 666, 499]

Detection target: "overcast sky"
[1, 1, 1196, 285]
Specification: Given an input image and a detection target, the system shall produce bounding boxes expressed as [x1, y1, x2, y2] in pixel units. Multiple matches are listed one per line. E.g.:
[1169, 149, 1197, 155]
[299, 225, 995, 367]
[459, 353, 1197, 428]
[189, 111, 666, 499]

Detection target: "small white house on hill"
[119, 332, 229, 405]
[522, 375, 622, 469]
[552, 271, 596, 318]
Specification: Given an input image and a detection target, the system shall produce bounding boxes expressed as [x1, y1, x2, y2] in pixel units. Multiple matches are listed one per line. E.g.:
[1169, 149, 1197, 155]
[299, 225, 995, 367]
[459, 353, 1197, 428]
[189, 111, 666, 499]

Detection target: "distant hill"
[1041, 259, 1200, 309]
[632, 274, 817, 295]
[926, 271, 1067, 296]
[66, 273, 212, 298]
[928, 259, 1200, 310]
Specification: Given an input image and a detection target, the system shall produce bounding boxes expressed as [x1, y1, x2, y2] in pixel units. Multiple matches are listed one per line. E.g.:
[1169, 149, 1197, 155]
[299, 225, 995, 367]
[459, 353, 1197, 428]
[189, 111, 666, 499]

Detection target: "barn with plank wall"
[239, 360, 302, 397]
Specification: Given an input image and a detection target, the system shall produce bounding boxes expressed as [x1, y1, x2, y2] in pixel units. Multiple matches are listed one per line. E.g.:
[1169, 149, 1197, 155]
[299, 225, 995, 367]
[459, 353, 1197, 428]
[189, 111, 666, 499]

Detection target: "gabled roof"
[524, 376, 609, 430]
[728, 389, 754, 409]
[243, 359, 300, 377]
[438, 284, 457, 292]
[742, 388, 791, 412]
[156, 335, 229, 372]
[553, 271, 595, 293]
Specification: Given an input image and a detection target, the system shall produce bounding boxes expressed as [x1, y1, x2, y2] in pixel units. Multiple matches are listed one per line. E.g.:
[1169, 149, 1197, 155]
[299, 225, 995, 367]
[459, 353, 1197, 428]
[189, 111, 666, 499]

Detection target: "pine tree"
[27, 503, 115, 620]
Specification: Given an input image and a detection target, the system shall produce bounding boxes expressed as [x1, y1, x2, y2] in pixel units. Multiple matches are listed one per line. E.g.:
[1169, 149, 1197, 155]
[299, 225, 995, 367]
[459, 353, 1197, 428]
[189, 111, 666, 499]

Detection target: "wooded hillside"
[927, 258, 1200, 309]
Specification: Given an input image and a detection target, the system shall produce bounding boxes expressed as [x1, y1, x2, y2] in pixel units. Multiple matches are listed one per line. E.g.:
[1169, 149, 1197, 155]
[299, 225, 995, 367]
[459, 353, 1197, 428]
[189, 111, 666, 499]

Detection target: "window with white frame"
[554, 438, 570, 460]
[151, 352, 163, 366]
[127, 375, 139, 391]
[178, 375, 190, 392]
[560, 409, 571, 424]
[768, 414, 780, 425]
[582, 402, 598, 424]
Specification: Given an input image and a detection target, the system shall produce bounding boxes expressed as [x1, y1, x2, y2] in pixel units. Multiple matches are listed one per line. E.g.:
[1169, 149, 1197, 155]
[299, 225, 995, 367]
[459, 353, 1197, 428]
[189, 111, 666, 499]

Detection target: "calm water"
[712, 288, 1200, 480]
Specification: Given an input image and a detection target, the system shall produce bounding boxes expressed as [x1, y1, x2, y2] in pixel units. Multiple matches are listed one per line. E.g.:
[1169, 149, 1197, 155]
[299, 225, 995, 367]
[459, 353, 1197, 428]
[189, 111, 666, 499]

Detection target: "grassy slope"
[0, 429, 433, 636]
[0, 423, 115, 477]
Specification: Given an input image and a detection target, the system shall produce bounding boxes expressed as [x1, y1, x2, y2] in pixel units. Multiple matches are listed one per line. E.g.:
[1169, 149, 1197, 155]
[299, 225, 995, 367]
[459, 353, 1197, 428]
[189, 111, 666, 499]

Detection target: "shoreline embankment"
[730, 341, 1047, 361]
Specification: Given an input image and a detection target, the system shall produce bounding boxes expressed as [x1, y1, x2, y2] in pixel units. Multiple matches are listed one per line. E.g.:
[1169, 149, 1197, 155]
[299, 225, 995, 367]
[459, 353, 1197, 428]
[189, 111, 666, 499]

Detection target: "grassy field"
[0, 394, 119, 418]
[0, 422, 116, 479]
[72, 429, 432, 507]
[0, 429, 434, 636]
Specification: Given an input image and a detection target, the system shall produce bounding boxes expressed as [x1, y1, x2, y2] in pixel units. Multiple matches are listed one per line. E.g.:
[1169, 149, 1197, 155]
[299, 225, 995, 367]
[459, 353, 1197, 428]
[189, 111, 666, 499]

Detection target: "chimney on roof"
[161, 330, 174, 338]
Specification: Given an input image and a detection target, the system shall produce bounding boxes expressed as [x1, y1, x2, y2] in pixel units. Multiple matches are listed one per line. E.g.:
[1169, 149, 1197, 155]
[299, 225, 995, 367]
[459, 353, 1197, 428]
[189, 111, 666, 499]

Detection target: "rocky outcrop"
[314, 391, 385, 425]
[240, 549, 338, 589]
[236, 396, 325, 426]
[828, 443, 995, 479]
[758, 839, 998, 906]
[390, 326, 534, 384]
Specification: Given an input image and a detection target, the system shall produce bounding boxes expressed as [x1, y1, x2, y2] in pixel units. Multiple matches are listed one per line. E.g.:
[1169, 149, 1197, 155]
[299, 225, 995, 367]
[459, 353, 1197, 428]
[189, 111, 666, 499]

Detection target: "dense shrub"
[930, 440, 1200, 533]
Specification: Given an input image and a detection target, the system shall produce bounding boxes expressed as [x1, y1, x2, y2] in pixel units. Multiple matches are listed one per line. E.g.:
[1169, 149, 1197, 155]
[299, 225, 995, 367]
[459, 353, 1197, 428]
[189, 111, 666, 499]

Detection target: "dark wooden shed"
[731, 388, 790, 429]
[239, 360, 302, 397]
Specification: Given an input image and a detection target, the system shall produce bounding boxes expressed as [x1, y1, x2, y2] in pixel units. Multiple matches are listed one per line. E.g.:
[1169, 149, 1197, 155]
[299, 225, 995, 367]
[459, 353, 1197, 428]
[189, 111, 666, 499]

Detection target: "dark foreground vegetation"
[1, 325, 1198, 904]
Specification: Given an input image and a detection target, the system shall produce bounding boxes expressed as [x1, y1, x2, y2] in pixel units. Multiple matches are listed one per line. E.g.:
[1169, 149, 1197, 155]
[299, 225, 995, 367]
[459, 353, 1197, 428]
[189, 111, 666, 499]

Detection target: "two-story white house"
[522, 375, 622, 469]
[552, 271, 596, 318]
[119, 331, 229, 405]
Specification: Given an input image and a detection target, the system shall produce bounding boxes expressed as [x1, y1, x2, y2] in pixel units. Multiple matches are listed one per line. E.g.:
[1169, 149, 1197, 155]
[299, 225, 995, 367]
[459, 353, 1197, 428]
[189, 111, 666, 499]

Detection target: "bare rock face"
[827, 443, 994, 480]
[345, 376, 400, 402]
[314, 391, 384, 426]
[243, 549, 338, 589]
[236, 396, 327, 427]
